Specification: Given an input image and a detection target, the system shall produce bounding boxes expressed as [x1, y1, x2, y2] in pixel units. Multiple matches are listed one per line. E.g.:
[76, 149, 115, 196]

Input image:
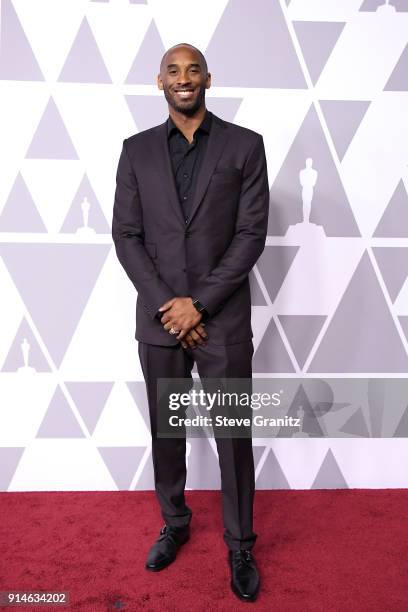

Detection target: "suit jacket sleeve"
[197, 134, 269, 317]
[111, 139, 176, 319]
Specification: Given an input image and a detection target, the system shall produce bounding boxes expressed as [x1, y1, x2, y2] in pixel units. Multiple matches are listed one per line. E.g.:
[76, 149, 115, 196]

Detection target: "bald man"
[112, 43, 270, 602]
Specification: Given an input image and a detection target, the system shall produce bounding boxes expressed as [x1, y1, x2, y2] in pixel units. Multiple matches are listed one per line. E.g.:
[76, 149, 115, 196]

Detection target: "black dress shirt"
[154, 109, 212, 324]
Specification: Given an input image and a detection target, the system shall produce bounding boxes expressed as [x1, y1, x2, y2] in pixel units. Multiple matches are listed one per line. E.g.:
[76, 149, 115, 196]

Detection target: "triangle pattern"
[59, 174, 110, 234]
[249, 269, 267, 306]
[278, 315, 327, 369]
[256, 448, 291, 489]
[26, 97, 79, 160]
[253, 316, 295, 373]
[339, 406, 371, 437]
[1, 317, 51, 372]
[66, 382, 114, 435]
[58, 17, 111, 83]
[0, 243, 111, 367]
[373, 246, 408, 303]
[320, 100, 371, 161]
[268, 105, 360, 237]
[257, 246, 299, 302]
[0, 173, 47, 233]
[0, 448, 25, 490]
[277, 383, 325, 437]
[98, 446, 146, 489]
[135, 448, 154, 490]
[205, 0, 306, 88]
[293, 21, 345, 85]
[374, 181, 408, 238]
[309, 251, 408, 372]
[126, 20, 165, 85]
[384, 43, 408, 91]
[367, 379, 387, 437]
[127, 381, 151, 430]
[311, 449, 348, 489]
[0, 0, 44, 81]
[360, 0, 408, 12]
[186, 438, 221, 489]
[36, 385, 85, 438]
[393, 405, 408, 436]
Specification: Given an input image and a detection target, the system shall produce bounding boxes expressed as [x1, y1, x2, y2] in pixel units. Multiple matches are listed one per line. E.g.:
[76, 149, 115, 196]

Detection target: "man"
[112, 42, 269, 602]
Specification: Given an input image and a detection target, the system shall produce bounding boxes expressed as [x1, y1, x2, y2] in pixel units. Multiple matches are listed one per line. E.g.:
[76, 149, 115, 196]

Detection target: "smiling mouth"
[174, 89, 195, 99]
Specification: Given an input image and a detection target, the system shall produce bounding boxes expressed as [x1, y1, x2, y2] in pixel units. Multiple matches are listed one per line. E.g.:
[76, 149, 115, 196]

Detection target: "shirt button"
[183, 195, 188, 200]
[183, 173, 189, 179]
[185, 218, 188, 224]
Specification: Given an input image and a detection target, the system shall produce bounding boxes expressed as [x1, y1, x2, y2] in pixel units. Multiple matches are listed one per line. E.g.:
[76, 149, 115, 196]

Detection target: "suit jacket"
[112, 111, 270, 346]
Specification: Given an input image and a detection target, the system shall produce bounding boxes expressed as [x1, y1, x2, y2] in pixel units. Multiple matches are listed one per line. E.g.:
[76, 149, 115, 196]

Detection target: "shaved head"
[160, 43, 208, 76]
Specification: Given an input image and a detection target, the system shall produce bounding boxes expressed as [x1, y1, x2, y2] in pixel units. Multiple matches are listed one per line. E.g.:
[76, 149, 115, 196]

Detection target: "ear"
[205, 72, 212, 89]
[157, 74, 163, 90]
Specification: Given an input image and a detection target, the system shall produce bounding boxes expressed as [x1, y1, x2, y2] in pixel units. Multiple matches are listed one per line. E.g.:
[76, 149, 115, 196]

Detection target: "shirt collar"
[167, 108, 212, 139]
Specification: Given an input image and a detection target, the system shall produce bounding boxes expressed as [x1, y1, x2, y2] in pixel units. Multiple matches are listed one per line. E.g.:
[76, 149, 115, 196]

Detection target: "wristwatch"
[192, 298, 209, 321]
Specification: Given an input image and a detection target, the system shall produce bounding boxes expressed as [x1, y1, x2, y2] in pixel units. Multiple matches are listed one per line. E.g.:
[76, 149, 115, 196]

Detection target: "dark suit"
[112, 111, 269, 550]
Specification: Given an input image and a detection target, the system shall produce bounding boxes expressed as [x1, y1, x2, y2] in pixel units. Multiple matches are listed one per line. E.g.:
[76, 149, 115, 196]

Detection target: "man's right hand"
[179, 322, 208, 349]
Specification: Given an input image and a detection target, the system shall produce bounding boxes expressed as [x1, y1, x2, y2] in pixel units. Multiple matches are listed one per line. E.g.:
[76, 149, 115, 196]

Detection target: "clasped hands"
[158, 297, 208, 349]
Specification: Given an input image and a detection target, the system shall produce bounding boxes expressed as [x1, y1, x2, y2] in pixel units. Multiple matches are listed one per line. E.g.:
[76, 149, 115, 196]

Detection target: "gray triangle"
[360, 0, 408, 11]
[309, 251, 408, 372]
[0, 448, 24, 490]
[37, 386, 85, 438]
[0, 0, 44, 81]
[320, 100, 370, 161]
[186, 438, 221, 490]
[253, 445, 267, 472]
[399, 316, 408, 346]
[311, 449, 348, 489]
[268, 105, 360, 237]
[293, 22, 345, 85]
[126, 20, 165, 85]
[257, 246, 299, 302]
[249, 269, 267, 306]
[385, 43, 408, 91]
[277, 384, 325, 437]
[393, 405, 408, 436]
[127, 381, 150, 430]
[205, 0, 306, 88]
[256, 448, 290, 489]
[367, 379, 387, 437]
[66, 382, 113, 435]
[1, 317, 51, 372]
[26, 97, 79, 160]
[278, 315, 327, 369]
[0, 173, 47, 232]
[253, 316, 295, 373]
[135, 448, 154, 489]
[60, 174, 110, 234]
[98, 446, 145, 489]
[374, 181, 408, 237]
[373, 246, 408, 302]
[339, 406, 371, 437]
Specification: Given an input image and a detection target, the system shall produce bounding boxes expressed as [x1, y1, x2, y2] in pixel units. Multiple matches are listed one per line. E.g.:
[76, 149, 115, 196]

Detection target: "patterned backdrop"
[1, 0, 408, 492]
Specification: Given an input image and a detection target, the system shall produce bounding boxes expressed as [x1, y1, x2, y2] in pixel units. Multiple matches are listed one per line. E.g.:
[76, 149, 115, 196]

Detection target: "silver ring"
[169, 326, 180, 335]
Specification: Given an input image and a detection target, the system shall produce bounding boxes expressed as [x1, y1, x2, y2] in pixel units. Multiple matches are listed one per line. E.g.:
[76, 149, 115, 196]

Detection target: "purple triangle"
[257, 246, 299, 302]
[320, 100, 370, 161]
[0, 0, 44, 81]
[360, 0, 408, 11]
[269, 105, 360, 237]
[0, 448, 24, 490]
[293, 22, 345, 85]
[367, 379, 387, 437]
[399, 316, 408, 346]
[311, 449, 348, 489]
[59, 175, 110, 234]
[205, 0, 306, 88]
[1, 317, 51, 372]
[277, 383, 325, 437]
[373, 246, 408, 303]
[135, 448, 154, 489]
[0, 173, 47, 233]
[0, 243, 111, 367]
[255, 448, 290, 489]
[384, 43, 408, 92]
[278, 315, 327, 369]
[37, 386, 85, 438]
[186, 438, 221, 490]
[374, 180, 408, 237]
[249, 270, 267, 306]
[98, 447, 146, 489]
[58, 17, 111, 83]
[253, 316, 295, 373]
[393, 405, 408, 436]
[253, 445, 267, 472]
[339, 406, 371, 437]
[26, 97, 79, 160]
[127, 381, 150, 430]
[66, 382, 113, 434]
[126, 21, 165, 85]
[309, 251, 408, 372]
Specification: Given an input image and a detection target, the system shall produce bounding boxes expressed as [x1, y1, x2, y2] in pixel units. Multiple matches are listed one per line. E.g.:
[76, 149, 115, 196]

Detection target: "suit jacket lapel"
[153, 113, 229, 229]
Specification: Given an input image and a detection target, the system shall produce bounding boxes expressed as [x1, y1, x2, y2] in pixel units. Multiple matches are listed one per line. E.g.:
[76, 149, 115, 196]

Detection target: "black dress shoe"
[145, 524, 190, 571]
[228, 549, 260, 602]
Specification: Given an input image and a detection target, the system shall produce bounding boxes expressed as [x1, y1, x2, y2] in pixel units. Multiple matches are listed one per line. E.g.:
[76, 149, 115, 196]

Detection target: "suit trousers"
[137, 337, 257, 551]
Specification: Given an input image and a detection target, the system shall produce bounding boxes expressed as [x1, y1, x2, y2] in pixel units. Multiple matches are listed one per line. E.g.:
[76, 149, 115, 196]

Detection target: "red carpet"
[1, 489, 408, 611]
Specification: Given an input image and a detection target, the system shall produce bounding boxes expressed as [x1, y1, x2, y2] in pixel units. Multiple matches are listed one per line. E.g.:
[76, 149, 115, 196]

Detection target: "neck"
[169, 105, 207, 137]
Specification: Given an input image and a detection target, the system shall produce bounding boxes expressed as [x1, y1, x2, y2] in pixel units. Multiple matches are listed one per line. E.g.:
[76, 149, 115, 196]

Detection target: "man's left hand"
[159, 297, 202, 340]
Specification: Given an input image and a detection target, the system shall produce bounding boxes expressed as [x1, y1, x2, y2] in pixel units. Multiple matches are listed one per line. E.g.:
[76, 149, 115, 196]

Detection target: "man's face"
[158, 47, 211, 115]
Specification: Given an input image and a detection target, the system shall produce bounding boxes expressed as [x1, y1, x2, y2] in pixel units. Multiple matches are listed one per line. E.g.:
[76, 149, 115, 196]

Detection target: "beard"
[163, 83, 206, 116]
